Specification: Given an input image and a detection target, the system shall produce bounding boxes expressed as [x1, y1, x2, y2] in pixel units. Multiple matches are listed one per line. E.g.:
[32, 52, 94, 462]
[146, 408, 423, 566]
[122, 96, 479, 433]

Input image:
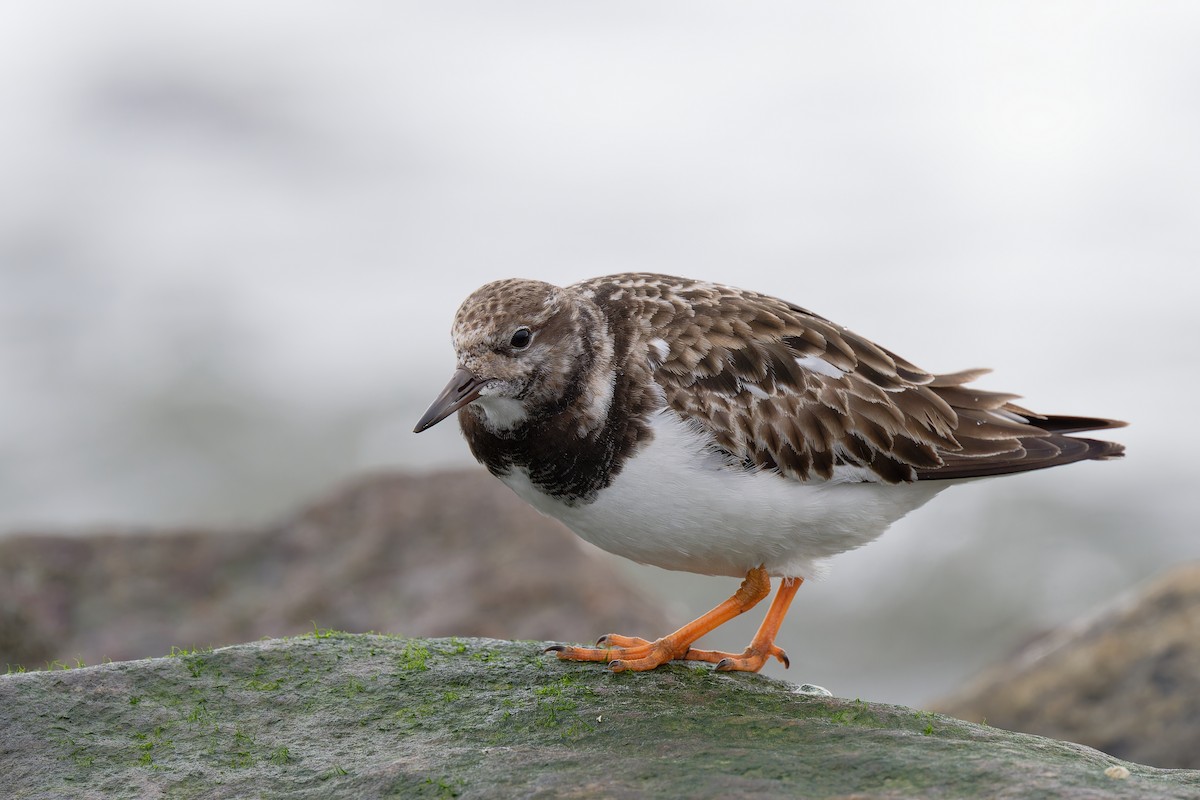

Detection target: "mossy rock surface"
[2, 634, 1197, 799]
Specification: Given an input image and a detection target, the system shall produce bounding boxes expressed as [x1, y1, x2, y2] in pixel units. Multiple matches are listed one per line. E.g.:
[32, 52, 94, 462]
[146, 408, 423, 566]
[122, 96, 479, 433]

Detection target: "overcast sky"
[3, 1, 1196, 529]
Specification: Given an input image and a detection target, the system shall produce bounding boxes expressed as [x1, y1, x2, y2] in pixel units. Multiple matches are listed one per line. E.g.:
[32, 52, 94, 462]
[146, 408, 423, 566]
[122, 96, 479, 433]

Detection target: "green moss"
[167, 645, 211, 658]
[227, 727, 257, 769]
[185, 700, 213, 725]
[5, 635, 1194, 799]
[419, 776, 462, 798]
[171, 649, 221, 681]
[397, 641, 430, 672]
[319, 765, 349, 781]
[131, 726, 174, 768]
[268, 746, 293, 766]
[51, 728, 98, 769]
[308, 624, 345, 639]
[44, 657, 88, 671]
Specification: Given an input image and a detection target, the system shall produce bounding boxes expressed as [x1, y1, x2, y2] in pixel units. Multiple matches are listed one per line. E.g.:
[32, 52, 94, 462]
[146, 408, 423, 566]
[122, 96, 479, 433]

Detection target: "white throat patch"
[473, 395, 528, 431]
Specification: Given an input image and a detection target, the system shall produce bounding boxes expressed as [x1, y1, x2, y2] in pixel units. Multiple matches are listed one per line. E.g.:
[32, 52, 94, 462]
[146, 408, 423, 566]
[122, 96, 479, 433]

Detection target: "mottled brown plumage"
[577, 273, 1124, 486]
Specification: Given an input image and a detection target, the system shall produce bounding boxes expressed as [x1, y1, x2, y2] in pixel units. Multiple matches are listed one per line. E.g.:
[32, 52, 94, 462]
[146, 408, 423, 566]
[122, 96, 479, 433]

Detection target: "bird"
[413, 273, 1125, 673]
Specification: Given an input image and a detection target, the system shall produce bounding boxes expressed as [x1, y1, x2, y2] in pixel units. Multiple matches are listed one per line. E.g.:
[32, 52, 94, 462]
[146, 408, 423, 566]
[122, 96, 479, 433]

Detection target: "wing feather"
[580, 273, 1125, 484]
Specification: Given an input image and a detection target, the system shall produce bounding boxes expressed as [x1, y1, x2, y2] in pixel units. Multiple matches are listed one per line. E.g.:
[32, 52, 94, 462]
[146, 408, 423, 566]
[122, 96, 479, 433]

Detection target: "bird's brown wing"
[582, 273, 1124, 485]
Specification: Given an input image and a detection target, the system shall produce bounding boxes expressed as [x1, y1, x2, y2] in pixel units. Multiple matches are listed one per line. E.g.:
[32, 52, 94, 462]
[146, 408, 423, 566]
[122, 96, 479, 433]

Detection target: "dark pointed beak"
[413, 367, 491, 433]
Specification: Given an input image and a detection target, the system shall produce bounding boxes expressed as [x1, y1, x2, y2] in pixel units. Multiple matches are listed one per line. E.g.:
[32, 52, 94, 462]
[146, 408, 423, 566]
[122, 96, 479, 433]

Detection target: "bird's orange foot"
[543, 566, 801, 674]
[685, 643, 790, 672]
[544, 637, 788, 673]
[546, 633, 689, 672]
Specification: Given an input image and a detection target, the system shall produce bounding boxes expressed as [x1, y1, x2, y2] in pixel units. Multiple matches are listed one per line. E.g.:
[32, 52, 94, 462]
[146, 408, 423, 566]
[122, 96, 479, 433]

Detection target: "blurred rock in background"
[935, 563, 1200, 769]
[0, 469, 668, 670]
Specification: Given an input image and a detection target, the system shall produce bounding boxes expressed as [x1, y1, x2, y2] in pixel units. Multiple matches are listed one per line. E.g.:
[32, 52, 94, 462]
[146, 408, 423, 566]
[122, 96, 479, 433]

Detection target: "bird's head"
[413, 279, 613, 435]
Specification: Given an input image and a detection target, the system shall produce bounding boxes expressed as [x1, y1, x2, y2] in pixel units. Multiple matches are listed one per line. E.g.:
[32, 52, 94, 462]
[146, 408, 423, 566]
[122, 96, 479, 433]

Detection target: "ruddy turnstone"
[413, 273, 1125, 673]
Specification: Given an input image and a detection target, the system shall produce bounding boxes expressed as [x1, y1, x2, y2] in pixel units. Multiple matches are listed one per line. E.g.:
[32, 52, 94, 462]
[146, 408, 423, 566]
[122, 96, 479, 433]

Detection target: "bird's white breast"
[499, 410, 947, 579]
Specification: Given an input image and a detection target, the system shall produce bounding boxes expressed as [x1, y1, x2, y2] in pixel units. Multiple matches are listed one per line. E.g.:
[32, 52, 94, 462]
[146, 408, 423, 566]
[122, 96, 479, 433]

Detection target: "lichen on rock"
[2, 634, 1196, 799]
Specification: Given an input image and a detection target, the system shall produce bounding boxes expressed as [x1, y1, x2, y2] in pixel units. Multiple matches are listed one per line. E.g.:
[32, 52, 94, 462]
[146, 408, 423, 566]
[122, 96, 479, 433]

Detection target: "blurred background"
[2, 2, 1198, 707]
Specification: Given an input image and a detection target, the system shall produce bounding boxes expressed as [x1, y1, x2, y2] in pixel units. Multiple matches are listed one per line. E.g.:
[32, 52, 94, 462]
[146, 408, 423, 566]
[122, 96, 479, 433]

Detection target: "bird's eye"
[510, 327, 533, 350]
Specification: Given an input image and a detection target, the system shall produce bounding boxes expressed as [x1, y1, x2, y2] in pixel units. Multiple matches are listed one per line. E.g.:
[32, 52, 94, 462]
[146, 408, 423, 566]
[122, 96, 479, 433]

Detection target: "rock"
[0, 470, 668, 670]
[0, 600, 54, 669]
[935, 563, 1200, 769]
[2, 635, 1196, 799]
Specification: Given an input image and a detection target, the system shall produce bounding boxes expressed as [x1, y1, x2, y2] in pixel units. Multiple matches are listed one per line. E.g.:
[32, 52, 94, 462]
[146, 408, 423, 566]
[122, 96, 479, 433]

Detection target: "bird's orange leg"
[546, 565, 773, 672]
[685, 576, 803, 671]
